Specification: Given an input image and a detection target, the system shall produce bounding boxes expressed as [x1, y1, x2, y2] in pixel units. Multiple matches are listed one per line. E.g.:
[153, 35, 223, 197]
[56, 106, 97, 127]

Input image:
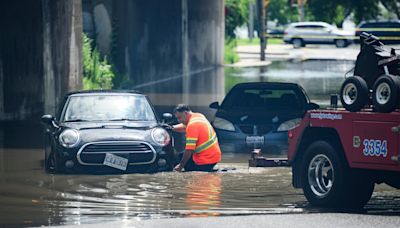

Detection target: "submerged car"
[209, 82, 318, 155]
[283, 21, 353, 48]
[41, 91, 176, 174]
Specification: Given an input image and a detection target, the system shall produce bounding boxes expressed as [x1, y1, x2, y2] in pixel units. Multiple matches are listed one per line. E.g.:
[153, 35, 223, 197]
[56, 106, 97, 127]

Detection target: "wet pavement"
[0, 149, 399, 227]
[1, 57, 400, 227]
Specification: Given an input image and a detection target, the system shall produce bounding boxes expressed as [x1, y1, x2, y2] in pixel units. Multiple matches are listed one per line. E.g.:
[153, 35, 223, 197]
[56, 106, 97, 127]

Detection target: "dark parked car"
[209, 82, 318, 155]
[355, 20, 400, 44]
[41, 90, 176, 174]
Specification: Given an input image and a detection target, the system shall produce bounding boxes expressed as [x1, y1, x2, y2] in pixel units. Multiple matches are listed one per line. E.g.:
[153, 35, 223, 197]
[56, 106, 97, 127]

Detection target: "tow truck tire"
[340, 76, 368, 112]
[301, 141, 373, 208]
[372, 74, 400, 113]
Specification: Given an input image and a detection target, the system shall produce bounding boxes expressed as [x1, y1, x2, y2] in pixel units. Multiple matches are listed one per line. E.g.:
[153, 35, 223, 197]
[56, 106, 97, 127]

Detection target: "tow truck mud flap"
[248, 157, 289, 167]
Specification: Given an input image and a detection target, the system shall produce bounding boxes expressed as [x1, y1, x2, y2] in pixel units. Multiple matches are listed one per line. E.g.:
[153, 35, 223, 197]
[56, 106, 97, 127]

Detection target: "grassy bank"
[236, 38, 284, 46]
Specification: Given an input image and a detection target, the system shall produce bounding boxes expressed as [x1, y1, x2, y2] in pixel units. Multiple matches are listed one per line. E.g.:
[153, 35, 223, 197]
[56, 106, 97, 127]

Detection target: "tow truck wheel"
[302, 141, 344, 207]
[301, 141, 373, 208]
[340, 76, 368, 112]
[372, 74, 400, 113]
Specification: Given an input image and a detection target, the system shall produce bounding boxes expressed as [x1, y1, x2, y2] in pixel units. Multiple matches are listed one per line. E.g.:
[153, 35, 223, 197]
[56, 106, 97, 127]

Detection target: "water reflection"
[185, 173, 221, 217]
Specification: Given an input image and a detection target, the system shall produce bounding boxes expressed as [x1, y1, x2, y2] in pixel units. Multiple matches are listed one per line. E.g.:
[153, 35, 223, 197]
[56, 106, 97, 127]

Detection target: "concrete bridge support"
[0, 0, 83, 121]
[83, 0, 224, 89]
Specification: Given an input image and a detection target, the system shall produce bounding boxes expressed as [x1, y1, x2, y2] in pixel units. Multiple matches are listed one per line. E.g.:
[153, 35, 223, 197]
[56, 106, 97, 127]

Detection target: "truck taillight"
[288, 131, 293, 139]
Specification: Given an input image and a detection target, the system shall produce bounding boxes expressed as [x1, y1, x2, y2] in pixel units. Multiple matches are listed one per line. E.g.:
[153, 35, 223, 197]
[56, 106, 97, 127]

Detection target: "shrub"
[82, 33, 115, 90]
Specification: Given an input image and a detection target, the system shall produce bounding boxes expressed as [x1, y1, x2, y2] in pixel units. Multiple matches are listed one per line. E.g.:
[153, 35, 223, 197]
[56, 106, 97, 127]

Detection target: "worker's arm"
[174, 149, 194, 172]
[172, 123, 186, 132]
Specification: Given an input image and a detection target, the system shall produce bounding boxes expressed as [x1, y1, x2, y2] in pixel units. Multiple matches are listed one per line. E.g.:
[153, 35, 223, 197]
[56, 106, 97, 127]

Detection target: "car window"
[62, 94, 156, 122]
[294, 25, 326, 30]
[387, 22, 400, 28]
[222, 87, 305, 111]
[360, 22, 400, 29]
[360, 23, 375, 28]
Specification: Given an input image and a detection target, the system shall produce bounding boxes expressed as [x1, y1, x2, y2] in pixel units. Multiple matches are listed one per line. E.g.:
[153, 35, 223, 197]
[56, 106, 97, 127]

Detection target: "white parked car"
[283, 21, 353, 48]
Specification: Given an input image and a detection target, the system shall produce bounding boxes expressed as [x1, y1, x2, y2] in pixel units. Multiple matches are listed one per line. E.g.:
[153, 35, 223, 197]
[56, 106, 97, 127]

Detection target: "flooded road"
[0, 149, 399, 227]
[1, 60, 400, 227]
[0, 149, 304, 227]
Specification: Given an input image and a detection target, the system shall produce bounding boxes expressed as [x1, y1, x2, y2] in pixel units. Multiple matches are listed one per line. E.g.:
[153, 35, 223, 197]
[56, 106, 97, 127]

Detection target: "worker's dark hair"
[173, 104, 191, 113]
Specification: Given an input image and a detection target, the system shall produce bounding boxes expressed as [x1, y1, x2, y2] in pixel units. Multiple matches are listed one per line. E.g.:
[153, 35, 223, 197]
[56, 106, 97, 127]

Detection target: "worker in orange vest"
[172, 104, 221, 172]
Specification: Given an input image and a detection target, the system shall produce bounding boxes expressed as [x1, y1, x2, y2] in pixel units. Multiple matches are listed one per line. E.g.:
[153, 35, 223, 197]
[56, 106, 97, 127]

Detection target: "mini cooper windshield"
[62, 94, 156, 122]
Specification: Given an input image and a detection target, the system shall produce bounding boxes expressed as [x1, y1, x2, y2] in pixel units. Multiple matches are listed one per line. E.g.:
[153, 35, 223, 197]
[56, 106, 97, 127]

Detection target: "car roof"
[288, 21, 331, 27]
[231, 82, 302, 90]
[358, 20, 400, 26]
[66, 90, 143, 97]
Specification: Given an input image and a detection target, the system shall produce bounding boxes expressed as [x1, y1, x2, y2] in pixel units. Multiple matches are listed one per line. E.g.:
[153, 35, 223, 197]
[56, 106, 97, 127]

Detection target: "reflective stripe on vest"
[186, 137, 197, 147]
[194, 133, 218, 154]
[187, 114, 217, 153]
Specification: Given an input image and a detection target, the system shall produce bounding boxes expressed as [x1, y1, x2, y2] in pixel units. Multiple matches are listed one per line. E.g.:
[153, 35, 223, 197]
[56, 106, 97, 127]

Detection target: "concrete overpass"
[0, 0, 224, 121]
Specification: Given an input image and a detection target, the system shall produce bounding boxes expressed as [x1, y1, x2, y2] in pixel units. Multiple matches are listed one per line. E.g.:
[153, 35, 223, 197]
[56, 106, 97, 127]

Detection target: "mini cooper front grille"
[77, 141, 156, 166]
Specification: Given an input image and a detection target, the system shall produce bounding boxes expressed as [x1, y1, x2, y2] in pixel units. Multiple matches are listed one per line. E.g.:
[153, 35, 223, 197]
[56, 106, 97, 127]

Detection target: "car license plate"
[103, 153, 128, 171]
[246, 136, 264, 145]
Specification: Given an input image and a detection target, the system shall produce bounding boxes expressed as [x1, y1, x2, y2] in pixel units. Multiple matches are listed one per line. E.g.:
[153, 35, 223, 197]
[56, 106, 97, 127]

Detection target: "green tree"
[306, 0, 347, 26]
[225, 0, 251, 39]
[305, 0, 398, 25]
[379, 0, 400, 19]
[268, 0, 298, 25]
[82, 33, 115, 90]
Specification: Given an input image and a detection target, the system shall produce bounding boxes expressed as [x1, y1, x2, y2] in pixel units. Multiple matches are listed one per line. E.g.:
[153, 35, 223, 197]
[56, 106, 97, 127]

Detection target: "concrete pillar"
[42, 0, 83, 115]
[93, 3, 112, 55]
[0, 59, 3, 117]
[42, 0, 56, 115]
[68, 0, 83, 92]
[182, 0, 190, 104]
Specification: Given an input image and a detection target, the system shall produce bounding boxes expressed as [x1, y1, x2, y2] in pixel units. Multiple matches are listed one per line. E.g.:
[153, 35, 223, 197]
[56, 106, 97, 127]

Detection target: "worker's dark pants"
[183, 156, 217, 172]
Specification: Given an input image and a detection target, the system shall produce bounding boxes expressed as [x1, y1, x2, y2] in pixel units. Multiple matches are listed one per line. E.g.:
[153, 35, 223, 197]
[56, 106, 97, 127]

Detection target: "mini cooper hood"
[60, 121, 158, 130]
[59, 121, 163, 143]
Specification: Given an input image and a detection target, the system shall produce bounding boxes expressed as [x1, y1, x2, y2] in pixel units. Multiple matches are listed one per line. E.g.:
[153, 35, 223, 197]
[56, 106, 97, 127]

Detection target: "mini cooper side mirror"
[41, 114, 55, 125]
[162, 113, 173, 123]
[209, 102, 220, 109]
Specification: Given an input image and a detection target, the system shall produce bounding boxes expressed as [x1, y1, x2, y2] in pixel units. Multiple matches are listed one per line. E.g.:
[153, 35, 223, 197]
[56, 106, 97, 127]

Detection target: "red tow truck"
[288, 109, 400, 208]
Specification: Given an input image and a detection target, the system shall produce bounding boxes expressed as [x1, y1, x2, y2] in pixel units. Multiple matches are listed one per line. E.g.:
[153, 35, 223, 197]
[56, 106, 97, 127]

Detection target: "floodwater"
[1, 60, 400, 227]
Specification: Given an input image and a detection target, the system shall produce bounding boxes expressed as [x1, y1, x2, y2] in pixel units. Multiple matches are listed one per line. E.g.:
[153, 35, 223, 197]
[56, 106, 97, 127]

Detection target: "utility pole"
[248, 1, 254, 40]
[256, 0, 266, 61]
[297, 0, 306, 22]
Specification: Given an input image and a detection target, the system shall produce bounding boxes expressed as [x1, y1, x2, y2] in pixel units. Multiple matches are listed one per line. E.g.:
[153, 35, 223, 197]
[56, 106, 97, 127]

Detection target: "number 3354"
[363, 139, 387, 157]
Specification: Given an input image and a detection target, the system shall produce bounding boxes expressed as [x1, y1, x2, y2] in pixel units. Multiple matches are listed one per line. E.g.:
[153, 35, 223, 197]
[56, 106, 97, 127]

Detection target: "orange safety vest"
[185, 113, 221, 165]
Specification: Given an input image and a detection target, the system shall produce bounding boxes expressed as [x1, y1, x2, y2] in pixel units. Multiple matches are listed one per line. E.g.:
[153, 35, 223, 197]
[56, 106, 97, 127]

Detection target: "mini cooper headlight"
[59, 129, 80, 148]
[151, 128, 171, 146]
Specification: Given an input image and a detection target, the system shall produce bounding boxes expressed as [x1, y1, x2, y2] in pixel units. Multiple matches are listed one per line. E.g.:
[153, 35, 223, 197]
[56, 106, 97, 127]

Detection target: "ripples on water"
[0, 149, 307, 227]
[0, 149, 399, 227]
